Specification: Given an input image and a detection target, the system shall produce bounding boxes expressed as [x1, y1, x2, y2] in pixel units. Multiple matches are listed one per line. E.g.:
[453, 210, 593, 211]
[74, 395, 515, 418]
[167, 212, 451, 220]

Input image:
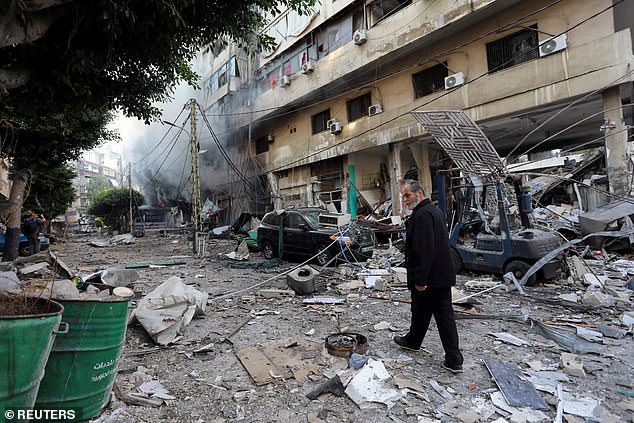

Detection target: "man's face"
[402, 184, 423, 211]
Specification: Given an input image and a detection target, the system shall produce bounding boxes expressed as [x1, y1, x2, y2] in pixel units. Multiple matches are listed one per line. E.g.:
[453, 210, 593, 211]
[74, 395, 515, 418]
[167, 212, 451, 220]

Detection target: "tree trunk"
[3, 171, 28, 261]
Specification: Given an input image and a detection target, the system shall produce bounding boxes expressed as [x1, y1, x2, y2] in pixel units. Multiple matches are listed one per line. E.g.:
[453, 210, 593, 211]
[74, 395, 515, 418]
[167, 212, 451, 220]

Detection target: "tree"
[0, 105, 116, 261]
[0, 0, 313, 260]
[1, 0, 315, 121]
[86, 176, 113, 204]
[23, 165, 77, 231]
[87, 188, 144, 233]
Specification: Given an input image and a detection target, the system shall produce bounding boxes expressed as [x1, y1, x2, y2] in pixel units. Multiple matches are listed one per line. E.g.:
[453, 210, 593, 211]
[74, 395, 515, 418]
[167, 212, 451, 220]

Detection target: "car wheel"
[504, 260, 537, 286]
[314, 244, 333, 267]
[18, 243, 30, 256]
[450, 248, 464, 273]
[262, 241, 276, 259]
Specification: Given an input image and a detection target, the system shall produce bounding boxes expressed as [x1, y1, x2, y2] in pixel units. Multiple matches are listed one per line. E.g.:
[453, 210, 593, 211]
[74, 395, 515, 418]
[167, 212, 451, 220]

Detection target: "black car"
[257, 208, 376, 266]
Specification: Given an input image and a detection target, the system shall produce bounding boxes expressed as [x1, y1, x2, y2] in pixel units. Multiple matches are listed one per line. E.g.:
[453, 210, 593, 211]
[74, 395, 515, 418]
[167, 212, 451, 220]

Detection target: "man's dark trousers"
[27, 235, 40, 255]
[408, 286, 463, 367]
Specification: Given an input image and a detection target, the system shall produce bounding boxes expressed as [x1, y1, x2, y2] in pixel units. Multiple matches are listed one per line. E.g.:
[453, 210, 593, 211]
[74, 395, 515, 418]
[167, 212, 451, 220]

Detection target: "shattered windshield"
[303, 211, 321, 227]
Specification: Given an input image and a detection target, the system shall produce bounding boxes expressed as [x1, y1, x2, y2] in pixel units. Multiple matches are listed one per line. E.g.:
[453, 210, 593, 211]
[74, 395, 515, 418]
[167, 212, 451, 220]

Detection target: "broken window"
[207, 56, 241, 94]
[367, 0, 412, 27]
[347, 93, 372, 122]
[486, 25, 539, 73]
[311, 109, 331, 134]
[412, 62, 449, 99]
[255, 136, 270, 155]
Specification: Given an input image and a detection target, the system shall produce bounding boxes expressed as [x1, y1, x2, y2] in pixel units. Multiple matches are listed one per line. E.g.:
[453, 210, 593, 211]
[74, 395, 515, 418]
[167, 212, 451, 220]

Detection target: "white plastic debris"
[344, 358, 405, 408]
[562, 392, 599, 418]
[133, 276, 208, 345]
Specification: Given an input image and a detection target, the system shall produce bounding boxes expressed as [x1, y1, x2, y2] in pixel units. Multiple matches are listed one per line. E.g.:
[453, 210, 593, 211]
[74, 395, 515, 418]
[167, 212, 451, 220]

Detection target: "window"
[206, 56, 241, 95]
[367, 0, 412, 27]
[255, 136, 270, 154]
[311, 109, 331, 134]
[412, 62, 449, 98]
[347, 93, 372, 122]
[486, 25, 539, 72]
[263, 213, 280, 226]
[285, 213, 304, 229]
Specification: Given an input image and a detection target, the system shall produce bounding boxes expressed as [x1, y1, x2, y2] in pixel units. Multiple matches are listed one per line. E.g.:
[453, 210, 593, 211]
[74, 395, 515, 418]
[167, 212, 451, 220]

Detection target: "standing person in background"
[392, 180, 464, 373]
[21, 210, 46, 255]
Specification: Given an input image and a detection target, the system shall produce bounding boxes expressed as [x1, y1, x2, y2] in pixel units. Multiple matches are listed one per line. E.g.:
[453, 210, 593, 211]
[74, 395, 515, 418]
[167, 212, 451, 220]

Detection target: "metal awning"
[410, 110, 506, 180]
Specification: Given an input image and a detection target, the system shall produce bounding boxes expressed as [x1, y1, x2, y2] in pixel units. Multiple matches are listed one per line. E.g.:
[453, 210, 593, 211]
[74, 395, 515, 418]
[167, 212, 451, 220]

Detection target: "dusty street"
[51, 232, 634, 423]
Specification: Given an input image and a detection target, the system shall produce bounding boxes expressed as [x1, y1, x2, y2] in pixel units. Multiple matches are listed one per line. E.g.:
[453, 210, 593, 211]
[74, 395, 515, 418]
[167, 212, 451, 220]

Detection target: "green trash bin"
[34, 298, 130, 421]
[0, 297, 65, 419]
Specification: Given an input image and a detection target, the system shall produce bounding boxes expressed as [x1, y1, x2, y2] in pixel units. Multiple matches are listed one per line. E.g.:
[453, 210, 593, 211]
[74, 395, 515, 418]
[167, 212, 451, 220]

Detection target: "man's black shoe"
[392, 335, 420, 352]
[442, 361, 463, 374]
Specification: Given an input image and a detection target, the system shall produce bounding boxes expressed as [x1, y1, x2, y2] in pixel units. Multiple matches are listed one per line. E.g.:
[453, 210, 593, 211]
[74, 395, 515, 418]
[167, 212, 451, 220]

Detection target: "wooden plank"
[483, 357, 549, 410]
[235, 346, 283, 386]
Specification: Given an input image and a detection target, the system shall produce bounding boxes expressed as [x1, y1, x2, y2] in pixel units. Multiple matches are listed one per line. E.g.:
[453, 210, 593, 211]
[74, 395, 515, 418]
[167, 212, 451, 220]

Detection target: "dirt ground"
[49, 232, 634, 423]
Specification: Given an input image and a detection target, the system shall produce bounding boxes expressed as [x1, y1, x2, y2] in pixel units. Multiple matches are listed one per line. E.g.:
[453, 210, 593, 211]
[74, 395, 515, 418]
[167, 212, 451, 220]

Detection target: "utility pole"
[128, 162, 133, 234]
[190, 98, 202, 233]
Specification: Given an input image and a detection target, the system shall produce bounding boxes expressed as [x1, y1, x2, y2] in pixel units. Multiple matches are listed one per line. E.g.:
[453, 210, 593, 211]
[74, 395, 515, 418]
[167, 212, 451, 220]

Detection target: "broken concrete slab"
[0, 271, 21, 293]
[258, 289, 295, 299]
[286, 266, 318, 295]
[561, 352, 585, 377]
[581, 290, 614, 307]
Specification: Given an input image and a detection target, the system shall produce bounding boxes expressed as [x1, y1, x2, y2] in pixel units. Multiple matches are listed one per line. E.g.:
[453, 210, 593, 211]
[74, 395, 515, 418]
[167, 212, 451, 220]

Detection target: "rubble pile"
[11, 230, 630, 423]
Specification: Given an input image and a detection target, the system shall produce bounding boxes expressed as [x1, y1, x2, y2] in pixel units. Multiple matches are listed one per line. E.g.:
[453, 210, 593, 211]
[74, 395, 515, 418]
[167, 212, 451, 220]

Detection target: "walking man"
[393, 180, 464, 373]
[22, 211, 46, 255]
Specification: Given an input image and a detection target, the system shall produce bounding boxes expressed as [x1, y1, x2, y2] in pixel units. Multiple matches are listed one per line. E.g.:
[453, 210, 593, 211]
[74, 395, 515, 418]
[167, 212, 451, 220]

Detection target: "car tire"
[314, 244, 333, 267]
[504, 260, 537, 286]
[18, 243, 30, 256]
[450, 248, 464, 274]
[262, 241, 276, 259]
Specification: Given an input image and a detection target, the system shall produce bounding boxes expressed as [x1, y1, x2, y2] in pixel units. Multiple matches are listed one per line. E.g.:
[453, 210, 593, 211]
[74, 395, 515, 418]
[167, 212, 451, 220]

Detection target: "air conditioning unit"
[368, 104, 383, 116]
[327, 119, 342, 134]
[301, 61, 314, 74]
[280, 75, 291, 87]
[319, 213, 351, 228]
[539, 34, 567, 57]
[353, 29, 367, 45]
[444, 72, 465, 89]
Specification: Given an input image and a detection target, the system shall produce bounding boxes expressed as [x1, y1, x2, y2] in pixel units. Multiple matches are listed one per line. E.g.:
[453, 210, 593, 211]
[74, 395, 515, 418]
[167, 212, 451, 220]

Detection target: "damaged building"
[201, 0, 634, 218]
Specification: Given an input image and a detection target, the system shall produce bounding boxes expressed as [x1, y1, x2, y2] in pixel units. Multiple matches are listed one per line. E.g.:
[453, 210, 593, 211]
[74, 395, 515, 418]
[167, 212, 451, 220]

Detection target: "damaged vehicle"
[257, 207, 376, 266]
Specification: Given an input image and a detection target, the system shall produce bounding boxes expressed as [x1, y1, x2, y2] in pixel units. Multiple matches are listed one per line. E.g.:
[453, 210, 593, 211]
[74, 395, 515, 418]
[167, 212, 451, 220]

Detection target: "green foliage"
[87, 188, 144, 231]
[1, 103, 118, 170]
[86, 176, 114, 203]
[1, 0, 316, 123]
[23, 165, 77, 222]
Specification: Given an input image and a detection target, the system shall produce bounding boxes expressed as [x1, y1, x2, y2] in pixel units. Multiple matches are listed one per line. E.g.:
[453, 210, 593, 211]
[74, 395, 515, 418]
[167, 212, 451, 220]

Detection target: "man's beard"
[404, 197, 421, 212]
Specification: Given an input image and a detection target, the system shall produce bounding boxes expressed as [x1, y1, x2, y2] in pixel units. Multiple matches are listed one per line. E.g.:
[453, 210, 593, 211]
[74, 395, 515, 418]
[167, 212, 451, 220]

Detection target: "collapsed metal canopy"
[410, 110, 506, 180]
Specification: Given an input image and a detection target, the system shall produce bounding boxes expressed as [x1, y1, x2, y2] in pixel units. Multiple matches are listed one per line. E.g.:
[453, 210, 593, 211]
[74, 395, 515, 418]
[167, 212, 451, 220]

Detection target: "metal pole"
[128, 162, 133, 234]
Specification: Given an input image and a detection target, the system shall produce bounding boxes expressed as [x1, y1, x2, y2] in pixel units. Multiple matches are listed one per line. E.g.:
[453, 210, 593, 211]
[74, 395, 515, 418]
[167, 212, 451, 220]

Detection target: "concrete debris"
[373, 321, 394, 331]
[489, 391, 549, 422]
[489, 332, 531, 347]
[344, 359, 405, 408]
[132, 276, 208, 345]
[621, 311, 634, 328]
[581, 290, 614, 307]
[560, 352, 586, 378]
[562, 392, 600, 418]
[0, 271, 21, 293]
[286, 266, 318, 295]
[428, 379, 452, 401]
[597, 323, 627, 339]
[258, 288, 295, 298]
[558, 293, 578, 303]
[110, 233, 136, 245]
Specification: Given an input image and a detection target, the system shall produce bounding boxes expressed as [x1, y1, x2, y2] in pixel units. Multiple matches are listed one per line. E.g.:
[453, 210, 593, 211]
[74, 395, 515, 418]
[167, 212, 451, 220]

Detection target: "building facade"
[202, 0, 634, 216]
[71, 145, 123, 214]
